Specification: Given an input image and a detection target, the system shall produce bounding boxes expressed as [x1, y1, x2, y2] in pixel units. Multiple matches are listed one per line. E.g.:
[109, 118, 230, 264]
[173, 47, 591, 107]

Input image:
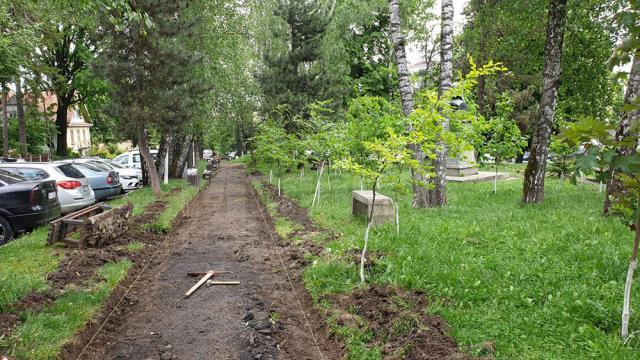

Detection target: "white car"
[0, 163, 95, 214]
[77, 158, 141, 191]
[112, 150, 158, 169]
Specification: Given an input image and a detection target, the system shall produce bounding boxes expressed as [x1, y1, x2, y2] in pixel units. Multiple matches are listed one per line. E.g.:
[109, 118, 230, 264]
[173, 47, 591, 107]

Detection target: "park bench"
[352, 190, 394, 225]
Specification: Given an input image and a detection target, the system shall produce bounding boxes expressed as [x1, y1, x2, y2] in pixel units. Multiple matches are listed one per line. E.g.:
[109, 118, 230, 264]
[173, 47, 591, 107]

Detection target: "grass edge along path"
[252, 180, 380, 357]
[0, 177, 204, 359]
[253, 162, 640, 359]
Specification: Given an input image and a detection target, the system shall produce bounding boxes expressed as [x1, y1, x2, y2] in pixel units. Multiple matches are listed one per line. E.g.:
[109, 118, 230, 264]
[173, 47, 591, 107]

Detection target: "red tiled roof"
[1, 91, 79, 124]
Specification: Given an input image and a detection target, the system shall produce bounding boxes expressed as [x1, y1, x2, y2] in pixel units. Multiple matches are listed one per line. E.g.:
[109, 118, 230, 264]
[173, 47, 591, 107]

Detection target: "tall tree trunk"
[424, 0, 454, 208]
[171, 134, 193, 178]
[522, 0, 568, 204]
[138, 126, 161, 196]
[388, 0, 430, 208]
[604, 56, 640, 215]
[15, 78, 27, 156]
[1, 89, 8, 158]
[168, 134, 186, 178]
[475, 0, 489, 116]
[156, 131, 174, 179]
[55, 97, 69, 157]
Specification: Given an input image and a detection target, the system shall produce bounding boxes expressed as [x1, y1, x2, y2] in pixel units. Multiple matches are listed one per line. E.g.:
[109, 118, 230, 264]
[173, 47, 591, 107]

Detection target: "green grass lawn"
[4, 260, 131, 359]
[0, 227, 63, 313]
[108, 178, 191, 216]
[267, 165, 640, 359]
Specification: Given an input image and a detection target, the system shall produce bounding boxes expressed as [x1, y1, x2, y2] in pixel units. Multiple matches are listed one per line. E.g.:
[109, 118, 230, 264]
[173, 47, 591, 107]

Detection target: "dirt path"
[82, 164, 340, 360]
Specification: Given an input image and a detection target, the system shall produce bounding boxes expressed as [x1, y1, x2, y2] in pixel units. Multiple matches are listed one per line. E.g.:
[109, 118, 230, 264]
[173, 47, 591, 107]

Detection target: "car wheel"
[0, 216, 14, 245]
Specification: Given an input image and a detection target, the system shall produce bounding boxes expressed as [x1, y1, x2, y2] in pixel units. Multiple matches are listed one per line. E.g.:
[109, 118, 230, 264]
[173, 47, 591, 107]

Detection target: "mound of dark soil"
[0, 313, 20, 338]
[48, 248, 125, 291]
[332, 285, 473, 359]
[263, 183, 318, 233]
[132, 200, 167, 225]
[14, 292, 55, 313]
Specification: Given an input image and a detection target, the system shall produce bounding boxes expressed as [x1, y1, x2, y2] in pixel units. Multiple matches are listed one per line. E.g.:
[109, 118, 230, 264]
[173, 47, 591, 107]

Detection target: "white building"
[1, 92, 93, 155]
[67, 109, 92, 152]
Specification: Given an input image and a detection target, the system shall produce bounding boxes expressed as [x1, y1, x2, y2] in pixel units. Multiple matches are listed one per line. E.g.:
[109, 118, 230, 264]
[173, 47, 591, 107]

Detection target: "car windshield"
[55, 163, 85, 178]
[0, 169, 26, 184]
[113, 155, 127, 165]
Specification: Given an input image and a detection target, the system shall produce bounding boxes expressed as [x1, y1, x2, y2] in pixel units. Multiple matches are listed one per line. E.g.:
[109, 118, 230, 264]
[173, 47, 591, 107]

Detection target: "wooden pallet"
[47, 203, 113, 247]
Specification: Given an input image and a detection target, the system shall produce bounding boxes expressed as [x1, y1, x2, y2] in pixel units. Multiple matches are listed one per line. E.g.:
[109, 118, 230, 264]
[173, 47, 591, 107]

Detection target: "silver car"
[0, 163, 96, 214]
[76, 158, 141, 191]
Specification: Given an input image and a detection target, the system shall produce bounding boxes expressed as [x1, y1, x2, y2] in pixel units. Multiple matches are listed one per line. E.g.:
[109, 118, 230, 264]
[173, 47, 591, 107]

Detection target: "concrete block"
[447, 171, 511, 183]
[352, 190, 394, 226]
[446, 164, 479, 177]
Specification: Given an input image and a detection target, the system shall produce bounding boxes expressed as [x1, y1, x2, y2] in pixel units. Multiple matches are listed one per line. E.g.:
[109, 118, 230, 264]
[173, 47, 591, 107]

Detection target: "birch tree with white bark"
[522, 0, 568, 204]
[388, 0, 431, 208]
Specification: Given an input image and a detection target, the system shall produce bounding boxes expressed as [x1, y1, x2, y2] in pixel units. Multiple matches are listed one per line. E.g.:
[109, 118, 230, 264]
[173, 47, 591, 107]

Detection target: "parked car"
[0, 170, 61, 245]
[0, 163, 95, 214]
[112, 150, 158, 169]
[58, 161, 122, 200]
[76, 158, 141, 191]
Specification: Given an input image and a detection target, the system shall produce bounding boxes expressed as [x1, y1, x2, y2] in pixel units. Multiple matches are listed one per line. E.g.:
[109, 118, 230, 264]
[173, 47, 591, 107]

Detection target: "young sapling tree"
[345, 96, 404, 194]
[476, 94, 526, 193]
[548, 137, 577, 180]
[337, 128, 422, 283]
[251, 119, 292, 193]
[306, 117, 345, 206]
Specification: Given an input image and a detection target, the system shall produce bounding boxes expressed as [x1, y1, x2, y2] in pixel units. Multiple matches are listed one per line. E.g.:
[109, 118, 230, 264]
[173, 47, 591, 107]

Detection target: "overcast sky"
[407, 0, 469, 64]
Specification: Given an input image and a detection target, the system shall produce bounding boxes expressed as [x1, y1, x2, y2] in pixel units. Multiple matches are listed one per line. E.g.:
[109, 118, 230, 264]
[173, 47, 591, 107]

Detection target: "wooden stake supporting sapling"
[622, 216, 640, 340]
[327, 162, 331, 191]
[360, 177, 379, 283]
[312, 161, 324, 207]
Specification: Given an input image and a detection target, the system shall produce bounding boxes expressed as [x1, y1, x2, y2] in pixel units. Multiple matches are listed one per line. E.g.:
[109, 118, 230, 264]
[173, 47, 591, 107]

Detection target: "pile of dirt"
[0, 313, 20, 338]
[263, 183, 318, 233]
[262, 183, 331, 259]
[0, 292, 55, 342]
[48, 248, 125, 291]
[346, 248, 386, 269]
[131, 200, 166, 224]
[14, 292, 55, 313]
[331, 285, 473, 359]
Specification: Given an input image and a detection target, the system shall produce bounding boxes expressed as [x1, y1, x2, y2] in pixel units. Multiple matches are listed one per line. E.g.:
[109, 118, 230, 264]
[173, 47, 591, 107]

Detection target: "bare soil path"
[82, 164, 339, 360]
